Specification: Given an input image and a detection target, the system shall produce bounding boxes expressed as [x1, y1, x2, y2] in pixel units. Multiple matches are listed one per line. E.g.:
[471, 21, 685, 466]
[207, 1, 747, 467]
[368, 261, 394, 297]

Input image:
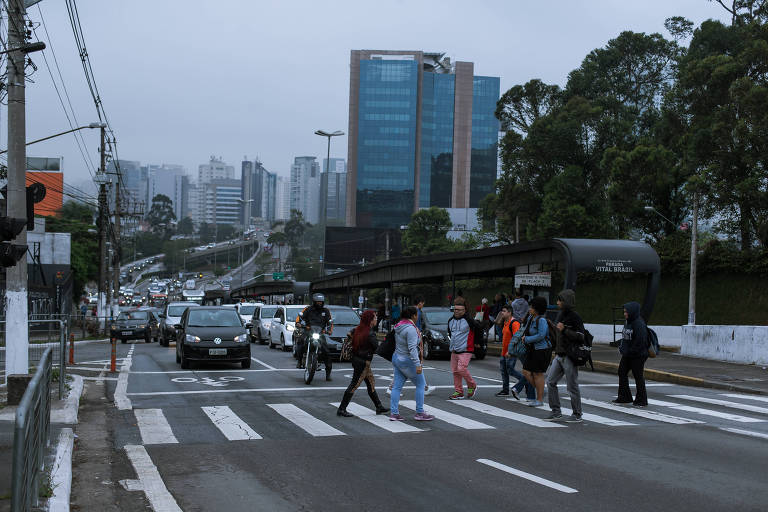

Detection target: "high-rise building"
[321, 158, 347, 226]
[201, 178, 241, 226]
[197, 157, 236, 225]
[147, 164, 187, 220]
[108, 160, 147, 212]
[241, 157, 277, 226]
[346, 50, 500, 228]
[198, 156, 235, 184]
[275, 176, 290, 221]
[290, 156, 321, 224]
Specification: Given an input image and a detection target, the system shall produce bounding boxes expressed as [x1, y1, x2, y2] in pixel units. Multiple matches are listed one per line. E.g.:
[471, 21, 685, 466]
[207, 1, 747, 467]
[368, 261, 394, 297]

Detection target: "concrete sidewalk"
[486, 342, 768, 395]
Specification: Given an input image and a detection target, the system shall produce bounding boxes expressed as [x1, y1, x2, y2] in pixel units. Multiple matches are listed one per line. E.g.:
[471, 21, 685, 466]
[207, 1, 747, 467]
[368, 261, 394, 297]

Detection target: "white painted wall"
[585, 323, 682, 348]
[681, 325, 768, 366]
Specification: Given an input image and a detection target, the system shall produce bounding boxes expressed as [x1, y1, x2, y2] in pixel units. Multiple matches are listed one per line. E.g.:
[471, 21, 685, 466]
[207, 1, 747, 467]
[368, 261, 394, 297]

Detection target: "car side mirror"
[174, 324, 183, 329]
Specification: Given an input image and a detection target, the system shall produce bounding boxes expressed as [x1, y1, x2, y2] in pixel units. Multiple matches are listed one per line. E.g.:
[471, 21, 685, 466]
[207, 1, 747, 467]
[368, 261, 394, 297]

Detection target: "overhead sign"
[595, 259, 634, 273]
[272, 272, 284, 281]
[514, 272, 551, 287]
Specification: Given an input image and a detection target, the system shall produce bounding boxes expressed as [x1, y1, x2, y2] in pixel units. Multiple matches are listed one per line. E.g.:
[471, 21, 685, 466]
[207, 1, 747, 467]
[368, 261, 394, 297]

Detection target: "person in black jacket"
[337, 310, 389, 417]
[613, 301, 649, 407]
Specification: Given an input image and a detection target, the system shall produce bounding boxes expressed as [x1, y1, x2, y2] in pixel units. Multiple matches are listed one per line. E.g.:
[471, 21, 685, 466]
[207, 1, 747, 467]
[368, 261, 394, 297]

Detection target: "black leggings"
[344, 356, 376, 396]
[617, 355, 648, 405]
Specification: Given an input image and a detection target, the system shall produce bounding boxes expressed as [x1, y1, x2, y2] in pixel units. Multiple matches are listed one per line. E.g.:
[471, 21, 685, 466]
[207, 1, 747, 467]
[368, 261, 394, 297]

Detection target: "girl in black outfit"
[614, 301, 649, 406]
[337, 310, 390, 417]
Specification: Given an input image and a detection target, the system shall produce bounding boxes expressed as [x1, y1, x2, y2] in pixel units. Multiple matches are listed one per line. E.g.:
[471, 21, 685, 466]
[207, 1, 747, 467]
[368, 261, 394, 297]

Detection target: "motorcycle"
[302, 326, 328, 385]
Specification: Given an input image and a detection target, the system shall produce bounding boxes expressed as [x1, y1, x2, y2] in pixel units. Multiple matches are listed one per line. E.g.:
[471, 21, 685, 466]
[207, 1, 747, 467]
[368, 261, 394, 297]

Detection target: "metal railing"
[11, 347, 53, 512]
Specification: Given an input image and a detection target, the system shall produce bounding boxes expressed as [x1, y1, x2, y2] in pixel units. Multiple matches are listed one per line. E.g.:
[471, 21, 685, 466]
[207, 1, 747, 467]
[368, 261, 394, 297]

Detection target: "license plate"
[121, 331, 132, 336]
[208, 349, 227, 355]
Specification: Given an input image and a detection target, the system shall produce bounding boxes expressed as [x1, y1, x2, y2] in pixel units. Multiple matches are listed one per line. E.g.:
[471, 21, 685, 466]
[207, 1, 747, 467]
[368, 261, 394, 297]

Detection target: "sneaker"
[510, 389, 520, 400]
[543, 412, 564, 421]
[566, 414, 583, 423]
[467, 386, 477, 399]
[448, 391, 464, 400]
[413, 412, 434, 421]
[386, 387, 404, 397]
[527, 400, 543, 407]
[424, 386, 434, 396]
[495, 390, 510, 397]
[389, 413, 405, 421]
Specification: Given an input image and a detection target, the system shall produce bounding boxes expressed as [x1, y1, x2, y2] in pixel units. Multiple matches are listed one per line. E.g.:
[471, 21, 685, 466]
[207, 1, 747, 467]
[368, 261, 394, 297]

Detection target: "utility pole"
[5, 0, 29, 382]
[688, 191, 698, 325]
[97, 126, 108, 332]
[112, 167, 121, 316]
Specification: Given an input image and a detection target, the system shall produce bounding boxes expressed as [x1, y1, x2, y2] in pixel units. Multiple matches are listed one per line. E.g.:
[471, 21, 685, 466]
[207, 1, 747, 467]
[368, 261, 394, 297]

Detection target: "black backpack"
[375, 329, 396, 361]
[566, 327, 594, 369]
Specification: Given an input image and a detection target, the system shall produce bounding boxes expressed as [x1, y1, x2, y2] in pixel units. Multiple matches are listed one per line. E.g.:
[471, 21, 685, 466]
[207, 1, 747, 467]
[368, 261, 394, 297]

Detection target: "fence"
[1, 318, 68, 399]
[11, 347, 53, 512]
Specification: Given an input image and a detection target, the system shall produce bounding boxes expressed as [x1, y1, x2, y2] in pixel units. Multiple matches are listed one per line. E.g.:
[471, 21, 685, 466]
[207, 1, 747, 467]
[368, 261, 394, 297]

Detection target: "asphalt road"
[68, 340, 768, 512]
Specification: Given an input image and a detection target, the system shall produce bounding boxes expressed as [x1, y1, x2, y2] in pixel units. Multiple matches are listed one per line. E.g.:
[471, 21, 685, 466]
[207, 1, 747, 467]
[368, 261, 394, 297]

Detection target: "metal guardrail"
[11, 347, 53, 512]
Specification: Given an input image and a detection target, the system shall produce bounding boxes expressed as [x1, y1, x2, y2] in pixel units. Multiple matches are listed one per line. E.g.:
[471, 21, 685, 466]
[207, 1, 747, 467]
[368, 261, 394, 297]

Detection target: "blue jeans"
[503, 356, 534, 398]
[391, 354, 426, 415]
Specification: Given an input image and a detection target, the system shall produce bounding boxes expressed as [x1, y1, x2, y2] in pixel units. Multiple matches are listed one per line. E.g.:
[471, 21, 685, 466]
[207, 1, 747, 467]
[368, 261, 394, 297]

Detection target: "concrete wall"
[681, 325, 768, 366]
[585, 323, 682, 348]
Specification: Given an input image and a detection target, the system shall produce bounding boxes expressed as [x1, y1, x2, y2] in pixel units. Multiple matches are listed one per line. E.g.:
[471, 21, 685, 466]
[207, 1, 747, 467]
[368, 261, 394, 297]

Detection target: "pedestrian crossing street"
[130, 390, 768, 446]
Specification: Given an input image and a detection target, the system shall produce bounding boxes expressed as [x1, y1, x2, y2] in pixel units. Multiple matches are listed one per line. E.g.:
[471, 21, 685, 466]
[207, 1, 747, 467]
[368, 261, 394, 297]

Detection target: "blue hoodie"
[620, 301, 648, 357]
[394, 320, 421, 367]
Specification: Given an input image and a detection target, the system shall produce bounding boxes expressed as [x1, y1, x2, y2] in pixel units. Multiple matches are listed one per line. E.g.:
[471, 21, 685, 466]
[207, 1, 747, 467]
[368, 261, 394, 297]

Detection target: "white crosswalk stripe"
[134, 409, 178, 445]
[720, 394, 768, 403]
[332, 402, 423, 433]
[201, 406, 262, 440]
[267, 404, 346, 437]
[720, 427, 768, 440]
[449, 400, 565, 428]
[648, 399, 764, 423]
[577, 398, 705, 425]
[670, 395, 768, 415]
[399, 400, 495, 429]
[506, 400, 636, 426]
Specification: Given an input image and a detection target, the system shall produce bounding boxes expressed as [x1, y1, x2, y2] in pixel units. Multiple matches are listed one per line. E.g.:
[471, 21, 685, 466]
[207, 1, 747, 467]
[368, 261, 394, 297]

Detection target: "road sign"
[273, 272, 284, 280]
[358, 296, 364, 304]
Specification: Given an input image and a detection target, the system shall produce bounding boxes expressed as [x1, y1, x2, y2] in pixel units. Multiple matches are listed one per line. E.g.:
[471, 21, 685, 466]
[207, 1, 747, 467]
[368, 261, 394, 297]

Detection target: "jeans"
[546, 355, 582, 416]
[391, 353, 426, 415]
[499, 356, 525, 392]
[451, 352, 476, 393]
[618, 355, 648, 405]
[510, 355, 535, 398]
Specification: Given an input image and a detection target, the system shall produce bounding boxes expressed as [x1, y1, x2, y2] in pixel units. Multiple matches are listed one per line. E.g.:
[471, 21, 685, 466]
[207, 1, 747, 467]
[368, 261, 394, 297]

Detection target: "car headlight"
[429, 329, 444, 340]
[312, 333, 320, 340]
[286, 324, 295, 332]
[185, 334, 201, 343]
[234, 333, 248, 343]
[138, 324, 145, 329]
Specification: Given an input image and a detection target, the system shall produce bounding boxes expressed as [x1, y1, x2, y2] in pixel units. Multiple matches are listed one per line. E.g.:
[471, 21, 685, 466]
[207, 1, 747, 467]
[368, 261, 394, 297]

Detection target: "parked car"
[111, 309, 160, 344]
[420, 307, 454, 360]
[159, 301, 201, 346]
[268, 305, 306, 351]
[174, 306, 251, 369]
[250, 305, 277, 344]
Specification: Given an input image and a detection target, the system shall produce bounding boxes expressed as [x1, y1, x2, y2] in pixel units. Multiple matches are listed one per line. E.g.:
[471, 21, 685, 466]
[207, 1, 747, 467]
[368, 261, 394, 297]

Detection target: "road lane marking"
[576, 398, 704, 424]
[267, 404, 345, 437]
[398, 400, 494, 429]
[201, 406, 262, 440]
[115, 345, 134, 410]
[250, 357, 278, 370]
[670, 395, 768, 415]
[721, 394, 768, 403]
[476, 459, 578, 493]
[448, 401, 565, 428]
[134, 409, 178, 445]
[124, 444, 183, 512]
[126, 384, 490, 397]
[332, 402, 423, 433]
[506, 400, 637, 426]
[648, 399, 764, 423]
[720, 427, 768, 440]
[130, 369, 305, 374]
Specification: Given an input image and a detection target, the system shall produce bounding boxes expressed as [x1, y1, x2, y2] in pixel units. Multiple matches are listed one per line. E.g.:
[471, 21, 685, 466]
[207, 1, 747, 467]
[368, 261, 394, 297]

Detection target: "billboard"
[26, 156, 63, 217]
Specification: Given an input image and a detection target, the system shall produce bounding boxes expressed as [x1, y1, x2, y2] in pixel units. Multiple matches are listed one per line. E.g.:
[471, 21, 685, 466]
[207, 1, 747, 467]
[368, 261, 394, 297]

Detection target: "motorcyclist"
[295, 293, 334, 380]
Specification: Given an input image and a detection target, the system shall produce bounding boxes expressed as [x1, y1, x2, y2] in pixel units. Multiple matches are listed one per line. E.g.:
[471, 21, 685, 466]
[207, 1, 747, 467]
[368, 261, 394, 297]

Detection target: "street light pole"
[314, 129, 344, 277]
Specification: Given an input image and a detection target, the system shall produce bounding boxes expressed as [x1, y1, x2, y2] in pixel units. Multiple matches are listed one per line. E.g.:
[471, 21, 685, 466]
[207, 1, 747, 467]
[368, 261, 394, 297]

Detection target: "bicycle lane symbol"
[171, 376, 245, 387]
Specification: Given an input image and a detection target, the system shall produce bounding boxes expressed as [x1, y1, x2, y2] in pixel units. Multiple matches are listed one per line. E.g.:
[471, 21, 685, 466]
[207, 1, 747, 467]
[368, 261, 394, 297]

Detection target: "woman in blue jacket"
[521, 296, 552, 407]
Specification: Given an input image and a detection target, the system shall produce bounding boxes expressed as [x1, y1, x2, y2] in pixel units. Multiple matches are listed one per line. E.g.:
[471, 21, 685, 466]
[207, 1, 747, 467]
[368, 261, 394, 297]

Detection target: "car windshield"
[187, 309, 242, 327]
[424, 310, 453, 325]
[260, 307, 277, 318]
[238, 305, 256, 315]
[118, 311, 148, 321]
[285, 307, 304, 321]
[331, 310, 360, 325]
[168, 305, 194, 316]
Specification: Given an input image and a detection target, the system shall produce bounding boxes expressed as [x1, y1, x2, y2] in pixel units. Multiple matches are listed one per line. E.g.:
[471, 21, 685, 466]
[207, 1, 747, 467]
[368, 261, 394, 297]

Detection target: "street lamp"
[314, 129, 344, 276]
[645, 204, 698, 325]
[0, 122, 107, 155]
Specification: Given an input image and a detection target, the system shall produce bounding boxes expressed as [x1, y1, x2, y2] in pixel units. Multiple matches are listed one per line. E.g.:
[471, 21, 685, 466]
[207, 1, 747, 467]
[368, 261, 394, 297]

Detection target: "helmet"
[312, 293, 325, 303]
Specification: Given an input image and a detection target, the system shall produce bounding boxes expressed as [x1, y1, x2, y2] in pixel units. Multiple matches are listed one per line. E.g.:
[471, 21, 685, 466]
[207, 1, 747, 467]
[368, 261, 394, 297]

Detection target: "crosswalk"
[129, 391, 768, 446]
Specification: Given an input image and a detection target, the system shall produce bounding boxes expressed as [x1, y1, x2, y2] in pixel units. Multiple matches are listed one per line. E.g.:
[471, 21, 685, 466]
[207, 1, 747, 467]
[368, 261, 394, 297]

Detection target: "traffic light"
[26, 183, 46, 230]
[0, 216, 27, 267]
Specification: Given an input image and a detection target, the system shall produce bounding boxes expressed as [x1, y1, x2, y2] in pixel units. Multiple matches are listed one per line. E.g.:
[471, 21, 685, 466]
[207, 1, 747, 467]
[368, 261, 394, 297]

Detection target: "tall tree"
[401, 207, 456, 256]
[177, 216, 194, 236]
[146, 194, 176, 239]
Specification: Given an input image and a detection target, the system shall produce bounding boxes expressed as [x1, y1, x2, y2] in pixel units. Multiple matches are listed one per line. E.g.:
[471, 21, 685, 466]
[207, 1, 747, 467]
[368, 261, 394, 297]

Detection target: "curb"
[48, 427, 74, 512]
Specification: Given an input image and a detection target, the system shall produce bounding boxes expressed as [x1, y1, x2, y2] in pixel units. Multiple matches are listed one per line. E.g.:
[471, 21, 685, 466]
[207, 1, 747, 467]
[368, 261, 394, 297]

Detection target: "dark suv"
[111, 309, 160, 344]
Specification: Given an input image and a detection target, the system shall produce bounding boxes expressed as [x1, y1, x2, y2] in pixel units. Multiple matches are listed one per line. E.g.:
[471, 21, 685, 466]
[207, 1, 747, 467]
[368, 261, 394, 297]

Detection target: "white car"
[268, 305, 306, 351]
[235, 302, 261, 325]
[249, 305, 276, 344]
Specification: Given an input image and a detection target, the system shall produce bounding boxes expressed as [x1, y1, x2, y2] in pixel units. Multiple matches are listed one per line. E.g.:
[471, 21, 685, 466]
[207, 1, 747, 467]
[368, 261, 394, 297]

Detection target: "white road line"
[670, 395, 768, 415]
[267, 404, 345, 437]
[721, 394, 768, 403]
[449, 400, 565, 428]
[648, 399, 765, 423]
[250, 357, 278, 370]
[720, 427, 768, 440]
[124, 444, 183, 512]
[114, 345, 134, 410]
[201, 406, 262, 440]
[577, 398, 704, 424]
[333, 402, 423, 433]
[134, 409, 178, 445]
[399, 400, 495, 429]
[506, 400, 637, 426]
[477, 458, 578, 493]
[126, 385, 472, 397]
[130, 368, 304, 374]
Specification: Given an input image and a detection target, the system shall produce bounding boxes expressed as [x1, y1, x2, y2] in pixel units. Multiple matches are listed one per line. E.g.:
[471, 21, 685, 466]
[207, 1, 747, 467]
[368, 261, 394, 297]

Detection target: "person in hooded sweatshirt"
[543, 290, 586, 422]
[614, 301, 649, 406]
[388, 306, 434, 422]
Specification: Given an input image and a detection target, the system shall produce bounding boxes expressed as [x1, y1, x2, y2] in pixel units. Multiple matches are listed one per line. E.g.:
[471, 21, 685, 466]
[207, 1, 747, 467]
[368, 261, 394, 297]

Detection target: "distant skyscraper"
[275, 176, 290, 221]
[346, 50, 500, 228]
[321, 158, 347, 226]
[147, 164, 187, 220]
[108, 160, 146, 211]
[197, 156, 236, 224]
[241, 157, 277, 225]
[202, 178, 241, 225]
[198, 156, 235, 184]
[290, 156, 321, 224]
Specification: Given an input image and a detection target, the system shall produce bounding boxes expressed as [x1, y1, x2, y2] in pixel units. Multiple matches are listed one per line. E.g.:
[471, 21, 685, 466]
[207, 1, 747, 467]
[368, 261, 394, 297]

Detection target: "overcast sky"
[8, 0, 730, 195]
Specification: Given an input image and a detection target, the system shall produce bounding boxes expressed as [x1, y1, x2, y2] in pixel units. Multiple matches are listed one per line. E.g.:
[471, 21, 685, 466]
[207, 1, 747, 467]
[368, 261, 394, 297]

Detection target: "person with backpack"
[388, 306, 434, 422]
[495, 304, 529, 398]
[447, 299, 480, 400]
[543, 290, 585, 422]
[337, 310, 389, 417]
[520, 296, 552, 407]
[613, 301, 649, 407]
